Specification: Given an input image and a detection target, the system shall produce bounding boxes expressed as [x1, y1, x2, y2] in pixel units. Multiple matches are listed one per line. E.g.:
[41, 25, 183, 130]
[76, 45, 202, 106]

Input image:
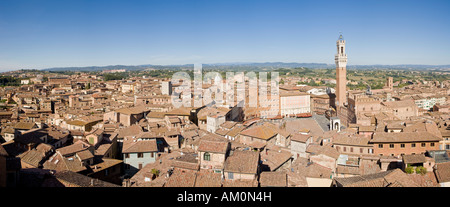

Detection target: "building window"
[204, 152, 211, 161]
[389, 144, 394, 148]
[401, 144, 405, 148]
[431, 143, 435, 147]
[125, 153, 130, 159]
[411, 143, 416, 148]
[379, 144, 383, 148]
[343, 147, 346, 152]
[228, 172, 234, 180]
[151, 152, 154, 158]
[421, 143, 426, 147]
[138, 153, 144, 158]
[350, 147, 353, 153]
[360, 148, 363, 153]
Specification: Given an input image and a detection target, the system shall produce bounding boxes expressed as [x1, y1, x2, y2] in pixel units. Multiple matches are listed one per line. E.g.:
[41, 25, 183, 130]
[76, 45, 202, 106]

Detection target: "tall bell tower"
[335, 33, 347, 108]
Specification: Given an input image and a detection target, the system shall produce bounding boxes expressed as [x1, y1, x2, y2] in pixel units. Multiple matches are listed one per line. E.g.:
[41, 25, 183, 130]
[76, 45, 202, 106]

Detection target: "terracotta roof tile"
[194, 170, 222, 187]
[115, 105, 149, 115]
[117, 125, 144, 138]
[224, 150, 259, 174]
[403, 121, 442, 138]
[306, 144, 340, 159]
[43, 153, 87, 173]
[57, 140, 93, 156]
[225, 125, 245, 137]
[172, 153, 199, 170]
[260, 148, 292, 171]
[222, 179, 258, 187]
[197, 140, 229, 154]
[18, 149, 45, 167]
[402, 154, 426, 164]
[76, 149, 94, 161]
[122, 139, 158, 153]
[14, 122, 36, 130]
[52, 170, 120, 187]
[434, 162, 450, 183]
[259, 171, 287, 187]
[371, 132, 442, 143]
[165, 168, 197, 187]
[334, 169, 422, 187]
[333, 134, 371, 147]
[291, 134, 311, 143]
[240, 124, 277, 140]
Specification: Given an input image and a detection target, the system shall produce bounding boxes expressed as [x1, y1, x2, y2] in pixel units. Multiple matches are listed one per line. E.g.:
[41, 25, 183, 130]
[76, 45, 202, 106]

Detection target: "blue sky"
[0, 0, 449, 71]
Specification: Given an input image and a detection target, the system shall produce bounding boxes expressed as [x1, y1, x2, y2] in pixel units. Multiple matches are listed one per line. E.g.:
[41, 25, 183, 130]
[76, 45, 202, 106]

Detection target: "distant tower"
[335, 34, 347, 108]
[386, 77, 393, 90]
[161, 81, 172, 95]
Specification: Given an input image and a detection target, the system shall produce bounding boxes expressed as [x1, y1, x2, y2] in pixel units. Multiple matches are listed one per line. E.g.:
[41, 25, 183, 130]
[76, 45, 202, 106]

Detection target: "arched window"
[204, 152, 210, 161]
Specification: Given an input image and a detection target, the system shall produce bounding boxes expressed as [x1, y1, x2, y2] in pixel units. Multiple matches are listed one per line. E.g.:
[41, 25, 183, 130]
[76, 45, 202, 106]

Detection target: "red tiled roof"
[122, 139, 158, 153]
[296, 113, 312, 118]
[224, 150, 259, 174]
[165, 168, 197, 187]
[371, 132, 442, 143]
[240, 124, 277, 140]
[259, 171, 287, 187]
[435, 162, 450, 183]
[194, 170, 222, 187]
[197, 140, 229, 154]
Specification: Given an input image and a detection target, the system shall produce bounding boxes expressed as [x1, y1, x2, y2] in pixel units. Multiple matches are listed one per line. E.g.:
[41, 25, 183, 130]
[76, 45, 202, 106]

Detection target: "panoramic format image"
[0, 0, 450, 189]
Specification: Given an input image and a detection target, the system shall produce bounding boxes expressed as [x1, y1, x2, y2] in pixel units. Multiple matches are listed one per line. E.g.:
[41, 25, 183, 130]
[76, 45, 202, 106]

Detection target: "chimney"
[122, 179, 131, 187]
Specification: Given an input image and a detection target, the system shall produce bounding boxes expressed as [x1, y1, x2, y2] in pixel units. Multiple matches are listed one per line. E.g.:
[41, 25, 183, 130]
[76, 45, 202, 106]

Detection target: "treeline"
[103, 72, 129, 81]
[0, 76, 20, 86]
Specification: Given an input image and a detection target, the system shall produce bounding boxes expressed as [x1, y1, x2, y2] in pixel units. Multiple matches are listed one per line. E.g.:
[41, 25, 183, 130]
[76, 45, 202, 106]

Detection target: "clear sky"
[0, 0, 449, 71]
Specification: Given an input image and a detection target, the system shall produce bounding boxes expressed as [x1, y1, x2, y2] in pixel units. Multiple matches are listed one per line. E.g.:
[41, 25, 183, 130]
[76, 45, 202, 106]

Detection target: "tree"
[405, 166, 414, 174]
[415, 166, 427, 175]
[0, 76, 20, 86]
[104, 72, 128, 81]
[151, 168, 160, 177]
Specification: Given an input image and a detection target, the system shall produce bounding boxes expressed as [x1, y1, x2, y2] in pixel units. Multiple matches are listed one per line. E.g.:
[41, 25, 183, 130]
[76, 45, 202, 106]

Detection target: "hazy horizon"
[2, 62, 449, 73]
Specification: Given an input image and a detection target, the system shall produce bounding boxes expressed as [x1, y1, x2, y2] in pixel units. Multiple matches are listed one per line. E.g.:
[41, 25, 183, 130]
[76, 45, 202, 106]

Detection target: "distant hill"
[42, 65, 180, 72]
[346, 64, 450, 71]
[40, 62, 450, 72]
